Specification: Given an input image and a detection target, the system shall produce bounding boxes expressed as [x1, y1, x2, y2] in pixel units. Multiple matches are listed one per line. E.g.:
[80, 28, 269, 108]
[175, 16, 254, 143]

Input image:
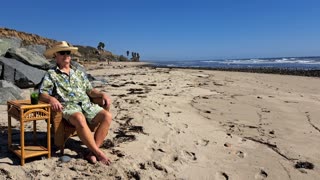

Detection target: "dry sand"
[0, 61, 319, 179]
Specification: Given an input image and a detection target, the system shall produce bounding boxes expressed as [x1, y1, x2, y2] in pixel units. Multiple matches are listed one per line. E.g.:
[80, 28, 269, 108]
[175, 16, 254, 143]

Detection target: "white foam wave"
[217, 58, 320, 65]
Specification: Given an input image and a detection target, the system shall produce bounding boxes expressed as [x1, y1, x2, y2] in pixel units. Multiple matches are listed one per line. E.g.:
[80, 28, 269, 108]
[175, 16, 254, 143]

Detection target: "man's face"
[55, 51, 72, 64]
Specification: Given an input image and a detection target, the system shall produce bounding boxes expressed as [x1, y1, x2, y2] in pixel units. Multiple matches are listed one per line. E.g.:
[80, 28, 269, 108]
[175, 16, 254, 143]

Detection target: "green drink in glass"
[31, 91, 39, 104]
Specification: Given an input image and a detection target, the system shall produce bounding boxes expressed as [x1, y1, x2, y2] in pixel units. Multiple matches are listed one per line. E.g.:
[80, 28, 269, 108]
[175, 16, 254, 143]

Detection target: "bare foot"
[95, 150, 111, 165]
[85, 152, 97, 164]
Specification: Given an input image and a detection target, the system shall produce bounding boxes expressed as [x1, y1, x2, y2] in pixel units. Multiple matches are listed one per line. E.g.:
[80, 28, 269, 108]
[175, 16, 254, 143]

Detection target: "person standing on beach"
[39, 41, 112, 165]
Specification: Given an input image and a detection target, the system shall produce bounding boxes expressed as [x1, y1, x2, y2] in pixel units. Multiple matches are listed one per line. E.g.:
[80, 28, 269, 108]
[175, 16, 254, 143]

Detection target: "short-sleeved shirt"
[39, 66, 103, 123]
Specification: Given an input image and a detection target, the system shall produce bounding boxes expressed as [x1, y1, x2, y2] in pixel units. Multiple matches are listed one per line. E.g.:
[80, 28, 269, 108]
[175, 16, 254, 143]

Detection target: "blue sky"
[1, 0, 320, 61]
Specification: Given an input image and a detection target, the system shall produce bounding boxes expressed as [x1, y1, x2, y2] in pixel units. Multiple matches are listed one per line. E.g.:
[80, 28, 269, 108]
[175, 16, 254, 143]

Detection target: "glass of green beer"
[30, 91, 39, 105]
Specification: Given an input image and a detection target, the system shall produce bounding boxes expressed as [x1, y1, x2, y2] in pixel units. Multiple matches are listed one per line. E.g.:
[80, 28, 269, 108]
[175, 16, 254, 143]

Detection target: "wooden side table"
[7, 100, 51, 166]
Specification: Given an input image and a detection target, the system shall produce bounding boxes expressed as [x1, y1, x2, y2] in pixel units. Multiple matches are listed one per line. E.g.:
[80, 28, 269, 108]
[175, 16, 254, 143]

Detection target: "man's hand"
[101, 93, 111, 110]
[87, 89, 111, 110]
[40, 93, 64, 112]
[49, 97, 64, 112]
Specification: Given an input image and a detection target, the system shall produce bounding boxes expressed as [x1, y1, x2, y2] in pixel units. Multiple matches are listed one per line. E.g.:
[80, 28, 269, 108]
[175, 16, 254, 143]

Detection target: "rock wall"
[0, 27, 117, 61]
[0, 27, 56, 47]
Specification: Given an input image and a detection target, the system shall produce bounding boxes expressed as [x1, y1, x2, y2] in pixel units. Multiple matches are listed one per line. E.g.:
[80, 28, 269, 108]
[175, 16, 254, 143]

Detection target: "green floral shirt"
[39, 66, 93, 106]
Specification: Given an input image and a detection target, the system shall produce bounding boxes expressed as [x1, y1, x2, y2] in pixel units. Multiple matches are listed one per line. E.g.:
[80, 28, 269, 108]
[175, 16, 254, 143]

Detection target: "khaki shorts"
[62, 101, 104, 124]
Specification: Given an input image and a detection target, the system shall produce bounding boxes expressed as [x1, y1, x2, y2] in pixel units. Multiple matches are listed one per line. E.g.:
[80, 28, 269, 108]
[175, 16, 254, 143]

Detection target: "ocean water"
[149, 57, 320, 70]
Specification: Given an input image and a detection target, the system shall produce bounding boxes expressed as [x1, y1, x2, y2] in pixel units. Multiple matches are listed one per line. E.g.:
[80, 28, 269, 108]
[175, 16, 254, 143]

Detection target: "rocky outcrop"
[0, 27, 56, 47]
[24, 44, 47, 56]
[5, 47, 51, 70]
[0, 27, 118, 61]
[0, 56, 47, 88]
[0, 80, 23, 104]
[0, 37, 54, 89]
[0, 37, 21, 56]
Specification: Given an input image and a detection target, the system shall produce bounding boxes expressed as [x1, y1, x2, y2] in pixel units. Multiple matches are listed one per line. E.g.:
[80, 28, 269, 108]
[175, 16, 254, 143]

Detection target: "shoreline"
[143, 64, 320, 77]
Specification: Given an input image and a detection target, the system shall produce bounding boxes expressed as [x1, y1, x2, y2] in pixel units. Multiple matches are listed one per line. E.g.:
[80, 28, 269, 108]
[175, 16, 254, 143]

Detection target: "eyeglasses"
[57, 51, 71, 55]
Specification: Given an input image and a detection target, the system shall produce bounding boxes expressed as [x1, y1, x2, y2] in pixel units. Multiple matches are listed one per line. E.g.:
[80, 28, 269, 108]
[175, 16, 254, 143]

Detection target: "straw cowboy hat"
[44, 41, 78, 58]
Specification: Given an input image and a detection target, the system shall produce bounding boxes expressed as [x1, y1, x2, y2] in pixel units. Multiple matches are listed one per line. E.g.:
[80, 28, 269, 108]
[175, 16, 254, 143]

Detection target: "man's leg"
[91, 109, 112, 147]
[69, 112, 111, 164]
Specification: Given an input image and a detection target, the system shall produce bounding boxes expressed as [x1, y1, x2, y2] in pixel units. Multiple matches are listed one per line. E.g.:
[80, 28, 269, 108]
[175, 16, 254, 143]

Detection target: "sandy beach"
[0, 61, 319, 179]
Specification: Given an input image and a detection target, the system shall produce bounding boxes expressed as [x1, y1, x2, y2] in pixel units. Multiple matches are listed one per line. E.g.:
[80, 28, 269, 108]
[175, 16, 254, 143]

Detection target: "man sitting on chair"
[39, 41, 112, 165]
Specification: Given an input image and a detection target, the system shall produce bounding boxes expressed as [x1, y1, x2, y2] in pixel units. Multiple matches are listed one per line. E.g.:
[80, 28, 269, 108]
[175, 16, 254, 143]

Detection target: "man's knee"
[69, 112, 87, 127]
[102, 110, 112, 124]
[96, 110, 112, 125]
[91, 110, 112, 125]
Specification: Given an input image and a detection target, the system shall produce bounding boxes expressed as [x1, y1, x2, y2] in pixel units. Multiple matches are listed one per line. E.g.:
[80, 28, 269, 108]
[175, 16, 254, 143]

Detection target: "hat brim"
[44, 47, 78, 59]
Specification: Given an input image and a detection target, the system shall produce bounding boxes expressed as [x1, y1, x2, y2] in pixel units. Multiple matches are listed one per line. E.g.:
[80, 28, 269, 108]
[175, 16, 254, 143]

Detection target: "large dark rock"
[0, 87, 24, 104]
[25, 44, 46, 56]
[0, 80, 24, 104]
[0, 80, 23, 94]
[5, 47, 51, 70]
[0, 56, 46, 88]
[0, 37, 21, 56]
[71, 60, 86, 73]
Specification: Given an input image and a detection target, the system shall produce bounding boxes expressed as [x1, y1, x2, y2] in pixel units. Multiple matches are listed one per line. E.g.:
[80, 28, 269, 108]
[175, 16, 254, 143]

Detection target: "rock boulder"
[0, 56, 46, 88]
[0, 80, 24, 104]
[5, 47, 51, 70]
[0, 37, 21, 56]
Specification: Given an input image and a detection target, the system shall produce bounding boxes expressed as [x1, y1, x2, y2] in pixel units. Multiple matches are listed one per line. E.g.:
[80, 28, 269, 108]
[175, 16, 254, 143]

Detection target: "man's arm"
[39, 93, 64, 112]
[87, 89, 111, 109]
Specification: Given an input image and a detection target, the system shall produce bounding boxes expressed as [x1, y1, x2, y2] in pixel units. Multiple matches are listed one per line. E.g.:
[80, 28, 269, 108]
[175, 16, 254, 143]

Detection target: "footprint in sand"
[261, 108, 270, 113]
[195, 139, 210, 146]
[235, 150, 246, 158]
[139, 161, 168, 173]
[238, 138, 247, 143]
[183, 124, 188, 128]
[215, 171, 229, 180]
[172, 155, 179, 162]
[151, 161, 168, 173]
[254, 169, 268, 179]
[183, 150, 197, 161]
